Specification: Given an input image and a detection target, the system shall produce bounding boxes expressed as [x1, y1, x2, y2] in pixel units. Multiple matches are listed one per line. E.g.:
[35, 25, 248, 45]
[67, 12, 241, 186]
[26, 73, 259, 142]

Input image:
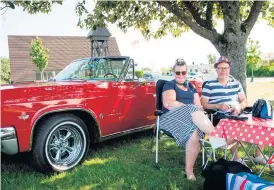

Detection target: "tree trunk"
[212, 33, 248, 94]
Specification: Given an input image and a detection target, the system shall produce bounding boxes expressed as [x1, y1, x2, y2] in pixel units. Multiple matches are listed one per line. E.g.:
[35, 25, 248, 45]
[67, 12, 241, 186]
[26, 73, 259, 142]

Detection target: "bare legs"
[255, 145, 265, 157]
[228, 141, 265, 161]
[185, 129, 200, 180]
[227, 139, 240, 160]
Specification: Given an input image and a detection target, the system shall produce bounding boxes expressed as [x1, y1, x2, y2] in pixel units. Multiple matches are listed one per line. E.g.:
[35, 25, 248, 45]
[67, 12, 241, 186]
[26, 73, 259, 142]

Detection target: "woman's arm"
[194, 93, 202, 107]
[162, 89, 184, 110]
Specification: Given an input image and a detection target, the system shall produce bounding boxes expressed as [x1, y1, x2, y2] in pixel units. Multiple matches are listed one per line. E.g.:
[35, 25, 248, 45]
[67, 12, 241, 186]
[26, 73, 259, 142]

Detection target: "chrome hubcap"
[45, 121, 86, 170]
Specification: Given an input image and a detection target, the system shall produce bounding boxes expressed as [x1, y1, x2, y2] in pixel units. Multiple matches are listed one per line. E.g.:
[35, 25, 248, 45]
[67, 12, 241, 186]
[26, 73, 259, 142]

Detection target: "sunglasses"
[175, 71, 187, 75]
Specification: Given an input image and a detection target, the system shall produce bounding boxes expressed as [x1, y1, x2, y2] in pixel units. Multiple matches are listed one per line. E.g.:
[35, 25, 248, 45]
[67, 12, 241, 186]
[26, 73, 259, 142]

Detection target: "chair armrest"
[204, 109, 217, 114]
[154, 110, 164, 116]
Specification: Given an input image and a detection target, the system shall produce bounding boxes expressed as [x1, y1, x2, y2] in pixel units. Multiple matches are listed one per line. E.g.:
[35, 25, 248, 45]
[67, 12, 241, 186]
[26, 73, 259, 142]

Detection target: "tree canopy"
[207, 53, 217, 65]
[75, 0, 274, 92]
[30, 37, 49, 80]
[0, 57, 10, 84]
[1, 1, 62, 15]
[1, 0, 274, 91]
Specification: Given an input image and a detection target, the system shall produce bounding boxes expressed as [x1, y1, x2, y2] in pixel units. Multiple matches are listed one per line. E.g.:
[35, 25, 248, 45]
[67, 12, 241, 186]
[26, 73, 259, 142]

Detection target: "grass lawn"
[1, 131, 273, 190]
[1, 82, 274, 190]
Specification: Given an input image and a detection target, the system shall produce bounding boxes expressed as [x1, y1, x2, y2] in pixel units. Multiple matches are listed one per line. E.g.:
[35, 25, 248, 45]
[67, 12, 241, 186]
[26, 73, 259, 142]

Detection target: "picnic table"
[210, 114, 274, 176]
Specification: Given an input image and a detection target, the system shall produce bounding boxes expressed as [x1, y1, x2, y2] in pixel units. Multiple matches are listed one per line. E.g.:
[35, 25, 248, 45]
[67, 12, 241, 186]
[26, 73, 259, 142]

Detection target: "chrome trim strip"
[30, 108, 101, 149]
[99, 125, 154, 142]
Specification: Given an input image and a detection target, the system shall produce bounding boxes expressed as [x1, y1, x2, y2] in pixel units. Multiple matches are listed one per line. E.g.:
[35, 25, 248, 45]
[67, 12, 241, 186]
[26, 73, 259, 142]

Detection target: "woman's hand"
[217, 103, 231, 111]
[196, 105, 204, 111]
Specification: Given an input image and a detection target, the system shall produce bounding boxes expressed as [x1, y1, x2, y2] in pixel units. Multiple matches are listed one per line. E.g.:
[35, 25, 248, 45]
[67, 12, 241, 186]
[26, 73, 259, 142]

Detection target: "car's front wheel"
[31, 113, 89, 173]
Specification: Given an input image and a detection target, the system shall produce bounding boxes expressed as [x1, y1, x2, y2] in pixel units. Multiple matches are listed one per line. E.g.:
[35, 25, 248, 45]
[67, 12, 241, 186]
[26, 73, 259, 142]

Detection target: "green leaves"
[246, 38, 261, 68]
[207, 53, 217, 65]
[0, 57, 10, 84]
[1, 1, 63, 14]
[261, 1, 274, 27]
[135, 70, 144, 78]
[30, 37, 49, 75]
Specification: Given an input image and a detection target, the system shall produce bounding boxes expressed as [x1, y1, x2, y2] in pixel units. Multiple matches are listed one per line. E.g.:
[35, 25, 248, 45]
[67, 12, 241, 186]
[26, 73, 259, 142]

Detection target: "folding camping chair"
[151, 79, 217, 169]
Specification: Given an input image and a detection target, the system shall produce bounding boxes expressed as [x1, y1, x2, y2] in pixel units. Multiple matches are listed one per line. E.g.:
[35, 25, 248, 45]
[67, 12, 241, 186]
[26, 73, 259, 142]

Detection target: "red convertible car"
[1, 56, 202, 173]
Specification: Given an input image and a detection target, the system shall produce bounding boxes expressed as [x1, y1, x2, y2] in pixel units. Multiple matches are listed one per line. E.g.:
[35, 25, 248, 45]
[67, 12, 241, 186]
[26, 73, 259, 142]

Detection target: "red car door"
[63, 81, 125, 137]
[121, 80, 156, 131]
[87, 81, 125, 136]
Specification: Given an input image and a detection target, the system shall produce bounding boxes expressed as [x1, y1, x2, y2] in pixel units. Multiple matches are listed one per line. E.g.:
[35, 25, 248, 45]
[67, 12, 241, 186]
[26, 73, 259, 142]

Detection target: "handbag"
[202, 159, 252, 190]
[226, 172, 274, 190]
[252, 99, 273, 119]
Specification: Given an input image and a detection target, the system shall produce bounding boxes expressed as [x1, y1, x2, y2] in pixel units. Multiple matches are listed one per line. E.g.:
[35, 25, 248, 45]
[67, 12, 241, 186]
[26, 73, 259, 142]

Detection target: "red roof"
[8, 35, 120, 82]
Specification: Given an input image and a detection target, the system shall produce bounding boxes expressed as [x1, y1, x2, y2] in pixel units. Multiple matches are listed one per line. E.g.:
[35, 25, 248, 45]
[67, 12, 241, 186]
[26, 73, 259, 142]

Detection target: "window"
[54, 57, 129, 81]
[35, 70, 61, 81]
[124, 61, 136, 81]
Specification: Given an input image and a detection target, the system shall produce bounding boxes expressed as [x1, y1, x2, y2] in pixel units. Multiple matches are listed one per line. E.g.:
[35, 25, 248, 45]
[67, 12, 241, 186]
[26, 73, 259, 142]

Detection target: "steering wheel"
[104, 73, 118, 78]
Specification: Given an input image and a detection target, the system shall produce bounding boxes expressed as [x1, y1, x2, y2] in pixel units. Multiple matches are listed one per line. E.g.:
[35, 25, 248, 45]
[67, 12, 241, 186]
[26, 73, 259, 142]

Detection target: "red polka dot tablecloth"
[211, 116, 274, 147]
[210, 115, 274, 164]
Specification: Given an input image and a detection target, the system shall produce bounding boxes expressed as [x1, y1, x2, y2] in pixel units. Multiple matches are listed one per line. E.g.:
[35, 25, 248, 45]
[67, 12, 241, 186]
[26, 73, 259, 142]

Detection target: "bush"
[246, 62, 274, 77]
[135, 70, 144, 78]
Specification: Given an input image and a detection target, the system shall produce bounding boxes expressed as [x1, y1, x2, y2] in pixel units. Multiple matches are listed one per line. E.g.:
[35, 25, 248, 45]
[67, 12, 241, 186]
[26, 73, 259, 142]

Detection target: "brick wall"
[8, 35, 120, 82]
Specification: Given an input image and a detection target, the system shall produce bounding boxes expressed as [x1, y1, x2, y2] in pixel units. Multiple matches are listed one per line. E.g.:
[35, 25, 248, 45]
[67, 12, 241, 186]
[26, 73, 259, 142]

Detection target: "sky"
[1, 0, 274, 71]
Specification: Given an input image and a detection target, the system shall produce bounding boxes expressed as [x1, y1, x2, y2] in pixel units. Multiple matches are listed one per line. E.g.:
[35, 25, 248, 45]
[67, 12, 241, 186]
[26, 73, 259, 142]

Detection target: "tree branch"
[1, 5, 10, 11]
[206, 1, 213, 30]
[183, 1, 207, 28]
[219, 1, 241, 34]
[242, 1, 265, 36]
[157, 1, 219, 43]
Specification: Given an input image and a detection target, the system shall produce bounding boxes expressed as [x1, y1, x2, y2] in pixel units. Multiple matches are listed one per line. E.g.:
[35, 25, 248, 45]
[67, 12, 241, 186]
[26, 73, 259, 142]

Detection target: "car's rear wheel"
[31, 113, 89, 173]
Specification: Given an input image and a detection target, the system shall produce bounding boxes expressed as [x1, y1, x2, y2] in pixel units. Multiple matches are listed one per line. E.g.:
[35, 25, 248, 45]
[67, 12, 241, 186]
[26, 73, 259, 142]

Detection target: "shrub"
[135, 70, 144, 78]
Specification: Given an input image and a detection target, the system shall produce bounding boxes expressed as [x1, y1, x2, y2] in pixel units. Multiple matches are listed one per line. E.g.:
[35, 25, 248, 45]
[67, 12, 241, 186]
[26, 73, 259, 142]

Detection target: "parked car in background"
[143, 72, 161, 80]
[1, 56, 202, 173]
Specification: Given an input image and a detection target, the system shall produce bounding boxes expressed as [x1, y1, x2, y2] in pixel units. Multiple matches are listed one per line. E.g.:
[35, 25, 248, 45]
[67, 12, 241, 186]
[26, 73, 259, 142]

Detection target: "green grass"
[1, 131, 273, 190]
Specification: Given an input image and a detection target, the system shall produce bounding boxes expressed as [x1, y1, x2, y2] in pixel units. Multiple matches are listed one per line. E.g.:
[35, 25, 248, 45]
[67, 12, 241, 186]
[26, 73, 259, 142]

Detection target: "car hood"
[0, 80, 93, 90]
[0, 80, 93, 105]
[0, 81, 59, 90]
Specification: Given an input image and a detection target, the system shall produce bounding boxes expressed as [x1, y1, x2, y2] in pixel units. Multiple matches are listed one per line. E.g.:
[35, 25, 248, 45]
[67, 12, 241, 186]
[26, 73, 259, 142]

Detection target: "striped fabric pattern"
[202, 78, 244, 106]
[226, 173, 274, 190]
[159, 104, 203, 146]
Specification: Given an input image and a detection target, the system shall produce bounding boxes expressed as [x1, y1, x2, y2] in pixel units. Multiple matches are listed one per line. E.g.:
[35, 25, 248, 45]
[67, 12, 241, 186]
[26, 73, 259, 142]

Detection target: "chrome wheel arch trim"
[30, 108, 101, 150]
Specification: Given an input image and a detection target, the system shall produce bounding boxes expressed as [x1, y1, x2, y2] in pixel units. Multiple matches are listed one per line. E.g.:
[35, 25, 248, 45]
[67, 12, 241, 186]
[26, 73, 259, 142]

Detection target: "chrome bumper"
[1, 127, 18, 155]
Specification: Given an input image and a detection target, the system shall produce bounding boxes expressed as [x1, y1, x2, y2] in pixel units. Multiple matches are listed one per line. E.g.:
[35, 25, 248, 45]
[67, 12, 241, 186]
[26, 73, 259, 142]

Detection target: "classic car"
[1, 56, 202, 173]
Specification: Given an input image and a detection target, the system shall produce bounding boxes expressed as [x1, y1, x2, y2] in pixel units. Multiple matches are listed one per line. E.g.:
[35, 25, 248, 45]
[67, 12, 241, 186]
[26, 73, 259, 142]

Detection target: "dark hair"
[173, 58, 187, 71]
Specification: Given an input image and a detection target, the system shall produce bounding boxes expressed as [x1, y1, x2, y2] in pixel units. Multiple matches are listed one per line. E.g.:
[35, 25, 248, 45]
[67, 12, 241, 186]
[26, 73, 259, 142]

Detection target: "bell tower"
[87, 27, 111, 57]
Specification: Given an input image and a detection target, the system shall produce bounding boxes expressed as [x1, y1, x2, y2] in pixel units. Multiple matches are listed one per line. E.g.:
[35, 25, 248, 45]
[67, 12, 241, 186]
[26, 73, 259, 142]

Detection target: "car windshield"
[54, 57, 129, 81]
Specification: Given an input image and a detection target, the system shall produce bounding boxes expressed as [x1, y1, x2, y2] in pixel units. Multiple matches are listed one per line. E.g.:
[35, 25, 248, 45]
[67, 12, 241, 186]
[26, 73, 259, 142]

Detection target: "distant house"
[8, 31, 120, 82]
[188, 64, 214, 74]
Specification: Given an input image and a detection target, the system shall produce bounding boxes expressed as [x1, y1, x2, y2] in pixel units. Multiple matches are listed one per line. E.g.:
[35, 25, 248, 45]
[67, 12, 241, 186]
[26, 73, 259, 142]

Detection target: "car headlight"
[0, 127, 16, 140]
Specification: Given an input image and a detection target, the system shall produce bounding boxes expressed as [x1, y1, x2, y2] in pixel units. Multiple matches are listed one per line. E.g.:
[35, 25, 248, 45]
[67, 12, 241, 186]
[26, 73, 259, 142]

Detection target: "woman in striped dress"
[160, 58, 214, 180]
